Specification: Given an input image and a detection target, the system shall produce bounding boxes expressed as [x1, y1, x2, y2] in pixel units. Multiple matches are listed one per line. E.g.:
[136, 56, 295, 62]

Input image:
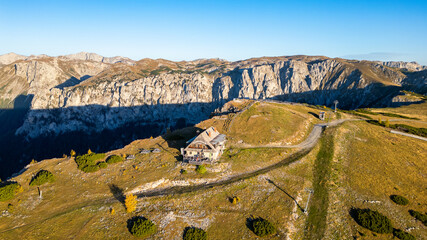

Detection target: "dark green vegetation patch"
[409, 210, 427, 226]
[127, 216, 157, 238]
[390, 195, 409, 205]
[352, 208, 393, 234]
[29, 170, 55, 186]
[183, 227, 207, 240]
[248, 217, 276, 237]
[97, 161, 108, 169]
[195, 165, 207, 174]
[0, 181, 22, 201]
[393, 229, 416, 240]
[81, 165, 100, 173]
[367, 120, 427, 137]
[75, 153, 106, 170]
[106, 155, 123, 164]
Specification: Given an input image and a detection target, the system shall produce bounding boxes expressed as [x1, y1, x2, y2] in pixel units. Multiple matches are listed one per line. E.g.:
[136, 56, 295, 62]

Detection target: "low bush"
[393, 229, 415, 240]
[409, 210, 427, 226]
[393, 124, 427, 137]
[0, 181, 23, 201]
[250, 217, 276, 237]
[81, 165, 100, 173]
[127, 216, 157, 238]
[75, 153, 105, 169]
[183, 227, 207, 240]
[390, 195, 409, 205]
[195, 165, 207, 174]
[29, 170, 55, 186]
[97, 161, 108, 169]
[353, 208, 393, 233]
[180, 169, 187, 174]
[106, 155, 123, 164]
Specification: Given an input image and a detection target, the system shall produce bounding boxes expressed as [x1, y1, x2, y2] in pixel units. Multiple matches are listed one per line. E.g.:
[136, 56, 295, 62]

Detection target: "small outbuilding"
[319, 111, 326, 121]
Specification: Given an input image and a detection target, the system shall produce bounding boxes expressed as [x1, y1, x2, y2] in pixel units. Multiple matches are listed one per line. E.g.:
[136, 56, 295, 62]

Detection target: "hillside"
[0, 53, 426, 180]
[0, 100, 425, 239]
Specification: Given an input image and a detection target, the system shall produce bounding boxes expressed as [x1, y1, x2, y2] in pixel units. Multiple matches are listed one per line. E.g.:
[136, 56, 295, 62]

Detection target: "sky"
[1, 0, 427, 64]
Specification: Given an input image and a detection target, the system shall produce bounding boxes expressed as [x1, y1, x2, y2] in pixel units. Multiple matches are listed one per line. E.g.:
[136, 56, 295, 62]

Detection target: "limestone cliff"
[0, 53, 426, 139]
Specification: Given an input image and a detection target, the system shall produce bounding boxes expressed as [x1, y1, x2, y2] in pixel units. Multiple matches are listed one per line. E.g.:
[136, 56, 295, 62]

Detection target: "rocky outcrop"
[59, 52, 135, 65]
[379, 61, 427, 72]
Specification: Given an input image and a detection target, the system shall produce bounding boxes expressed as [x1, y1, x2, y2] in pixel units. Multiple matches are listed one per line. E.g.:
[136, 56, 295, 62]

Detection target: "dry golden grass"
[1, 101, 425, 239]
[371, 102, 427, 122]
[328, 121, 427, 239]
[227, 102, 320, 146]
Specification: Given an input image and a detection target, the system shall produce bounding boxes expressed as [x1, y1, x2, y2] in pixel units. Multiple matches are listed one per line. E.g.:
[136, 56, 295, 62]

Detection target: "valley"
[0, 99, 425, 239]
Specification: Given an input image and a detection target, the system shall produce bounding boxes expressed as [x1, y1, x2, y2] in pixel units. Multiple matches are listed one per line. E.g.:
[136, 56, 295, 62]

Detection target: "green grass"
[304, 128, 335, 240]
[228, 102, 309, 145]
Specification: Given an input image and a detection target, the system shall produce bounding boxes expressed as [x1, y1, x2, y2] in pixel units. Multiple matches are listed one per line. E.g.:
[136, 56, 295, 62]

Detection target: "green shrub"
[409, 210, 427, 226]
[128, 216, 157, 238]
[29, 170, 55, 186]
[0, 182, 22, 201]
[97, 161, 108, 169]
[393, 229, 415, 240]
[106, 155, 123, 164]
[390, 195, 409, 205]
[81, 165, 100, 173]
[183, 227, 207, 240]
[250, 217, 276, 237]
[75, 153, 105, 169]
[353, 208, 393, 233]
[195, 165, 207, 174]
[181, 169, 187, 174]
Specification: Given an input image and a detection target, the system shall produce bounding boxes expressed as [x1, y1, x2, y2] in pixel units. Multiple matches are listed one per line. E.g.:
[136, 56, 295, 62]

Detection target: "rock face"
[0, 53, 426, 140]
[379, 61, 427, 72]
[59, 52, 135, 65]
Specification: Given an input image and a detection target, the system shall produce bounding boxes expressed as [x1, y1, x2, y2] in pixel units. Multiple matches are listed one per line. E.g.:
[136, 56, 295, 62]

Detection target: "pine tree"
[70, 149, 76, 157]
[125, 194, 137, 213]
[88, 149, 93, 154]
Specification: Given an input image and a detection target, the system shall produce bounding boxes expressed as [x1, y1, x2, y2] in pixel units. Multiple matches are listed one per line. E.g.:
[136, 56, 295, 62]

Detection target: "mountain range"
[0, 52, 426, 178]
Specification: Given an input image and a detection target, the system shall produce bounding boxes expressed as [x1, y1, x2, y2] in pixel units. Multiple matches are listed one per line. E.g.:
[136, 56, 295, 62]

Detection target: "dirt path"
[134, 120, 352, 198]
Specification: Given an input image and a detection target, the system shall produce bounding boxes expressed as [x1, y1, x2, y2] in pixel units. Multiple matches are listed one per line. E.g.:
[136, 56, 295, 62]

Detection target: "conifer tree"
[125, 194, 137, 213]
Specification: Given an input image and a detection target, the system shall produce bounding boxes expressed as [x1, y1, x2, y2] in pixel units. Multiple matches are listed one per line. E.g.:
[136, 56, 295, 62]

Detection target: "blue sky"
[1, 0, 426, 64]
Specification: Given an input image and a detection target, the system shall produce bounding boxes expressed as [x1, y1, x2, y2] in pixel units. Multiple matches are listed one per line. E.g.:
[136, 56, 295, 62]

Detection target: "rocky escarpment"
[379, 61, 427, 72]
[0, 53, 426, 179]
[1, 54, 425, 140]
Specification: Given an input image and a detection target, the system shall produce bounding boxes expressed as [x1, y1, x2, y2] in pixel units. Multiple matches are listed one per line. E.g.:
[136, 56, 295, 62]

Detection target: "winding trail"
[135, 119, 349, 199]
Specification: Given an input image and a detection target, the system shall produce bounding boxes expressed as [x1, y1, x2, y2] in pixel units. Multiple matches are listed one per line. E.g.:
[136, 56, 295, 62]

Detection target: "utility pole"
[333, 100, 339, 113]
[304, 188, 314, 214]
